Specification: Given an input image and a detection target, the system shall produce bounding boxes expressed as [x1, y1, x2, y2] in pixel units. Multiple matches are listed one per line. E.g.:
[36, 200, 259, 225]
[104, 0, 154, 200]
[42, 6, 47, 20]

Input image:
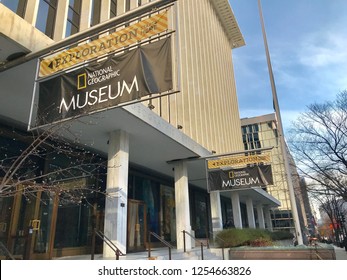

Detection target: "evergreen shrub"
[215, 228, 292, 247]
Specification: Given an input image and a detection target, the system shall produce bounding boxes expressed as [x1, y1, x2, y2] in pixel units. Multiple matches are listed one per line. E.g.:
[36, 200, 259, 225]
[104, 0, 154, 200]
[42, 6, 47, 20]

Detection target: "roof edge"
[210, 0, 246, 49]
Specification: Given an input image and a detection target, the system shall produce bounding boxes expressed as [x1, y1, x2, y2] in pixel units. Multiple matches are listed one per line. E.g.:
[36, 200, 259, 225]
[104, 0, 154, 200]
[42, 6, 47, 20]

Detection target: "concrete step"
[55, 247, 223, 260]
[140, 247, 222, 260]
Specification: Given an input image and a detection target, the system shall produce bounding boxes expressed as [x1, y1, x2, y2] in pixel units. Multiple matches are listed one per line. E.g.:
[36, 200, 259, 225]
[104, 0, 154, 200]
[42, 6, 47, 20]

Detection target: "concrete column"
[24, 0, 39, 25]
[264, 206, 273, 231]
[210, 191, 223, 234]
[79, 0, 92, 31]
[246, 197, 256, 229]
[53, 0, 69, 41]
[174, 161, 192, 250]
[231, 192, 242, 229]
[256, 204, 265, 229]
[130, 0, 138, 10]
[117, 0, 127, 15]
[100, 0, 111, 22]
[103, 130, 129, 257]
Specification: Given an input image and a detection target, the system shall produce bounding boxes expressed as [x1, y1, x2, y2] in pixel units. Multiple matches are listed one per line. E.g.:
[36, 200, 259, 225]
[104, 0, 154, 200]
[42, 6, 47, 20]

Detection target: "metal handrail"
[182, 230, 208, 260]
[0, 242, 15, 260]
[309, 241, 324, 260]
[208, 231, 226, 260]
[91, 229, 124, 260]
[148, 231, 174, 260]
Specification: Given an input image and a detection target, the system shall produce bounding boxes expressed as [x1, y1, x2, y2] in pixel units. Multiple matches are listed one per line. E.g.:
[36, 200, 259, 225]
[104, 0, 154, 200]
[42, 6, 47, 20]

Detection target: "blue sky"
[229, 0, 347, 132]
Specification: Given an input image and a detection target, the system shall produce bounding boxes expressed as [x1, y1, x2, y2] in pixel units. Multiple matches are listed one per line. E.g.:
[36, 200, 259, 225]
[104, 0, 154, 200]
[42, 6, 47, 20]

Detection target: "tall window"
[65, 0, 81, 37]
[36, 0, 57, 38]
[110, 0, 117, 18]
[91, 0, 101, 27]
[241, 124, 261, 150]
[125, 0, 130, 11]
[1, 0, 27, 17]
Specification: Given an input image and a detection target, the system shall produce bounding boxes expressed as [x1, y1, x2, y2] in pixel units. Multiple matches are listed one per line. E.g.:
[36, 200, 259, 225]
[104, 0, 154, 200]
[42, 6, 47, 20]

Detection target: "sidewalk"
[333, 245, 347, 260]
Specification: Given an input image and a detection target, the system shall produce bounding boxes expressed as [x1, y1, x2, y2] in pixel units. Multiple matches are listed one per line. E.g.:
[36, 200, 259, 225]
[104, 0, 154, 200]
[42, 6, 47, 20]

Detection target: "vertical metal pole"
[169, 247, 172, 260]
[183, 230, 186, 252]
[27, 58, 40, 131]
[116, 250, 120, 260]
[91, 227, 96, 260]
[148, 232, 151, 258]
[257, 0, 303, 245]
[200, 243, 204, 260]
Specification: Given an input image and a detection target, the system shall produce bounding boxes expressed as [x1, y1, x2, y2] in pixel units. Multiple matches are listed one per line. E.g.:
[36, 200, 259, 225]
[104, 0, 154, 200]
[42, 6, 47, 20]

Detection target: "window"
[65, 0, 81, 37]
[110, 0, 117, 18]
[36, 0, 57, 38]
[1, 0, 26, 17]
[91, 0, 101, 26]
[241, 124, 262, 151]
[126, 0, 130, 11]
[54, 198, 92, 248]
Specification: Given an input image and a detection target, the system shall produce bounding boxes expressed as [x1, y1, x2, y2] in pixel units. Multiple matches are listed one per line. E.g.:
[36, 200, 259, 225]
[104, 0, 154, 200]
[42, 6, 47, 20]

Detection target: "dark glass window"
[36, 0, 57, 38]
[192, 192, 210, 238]
[66, 0, 81, 37]
[242, 125, 262, 151]
[91, 0, 101, 26]
[125, 0, 130, 11]
[133, 177, 160, 237]
[54, 201, 92, 248]
[110, 0, 117, 18]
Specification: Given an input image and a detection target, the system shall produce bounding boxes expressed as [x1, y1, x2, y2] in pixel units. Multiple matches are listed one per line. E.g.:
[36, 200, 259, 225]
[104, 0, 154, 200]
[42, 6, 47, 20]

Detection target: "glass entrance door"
[127, 199, 146, 252]
[4, 190, 55, 259]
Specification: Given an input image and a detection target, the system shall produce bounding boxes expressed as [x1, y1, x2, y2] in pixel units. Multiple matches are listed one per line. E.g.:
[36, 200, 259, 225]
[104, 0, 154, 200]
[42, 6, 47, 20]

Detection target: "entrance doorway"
[3, 190, 55, 260]
[127, 199, 147, 252]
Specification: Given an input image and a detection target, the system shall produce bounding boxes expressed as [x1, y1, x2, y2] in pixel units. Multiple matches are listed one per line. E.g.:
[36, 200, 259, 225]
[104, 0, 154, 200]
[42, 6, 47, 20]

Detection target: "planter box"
[229, 246, 336, 260]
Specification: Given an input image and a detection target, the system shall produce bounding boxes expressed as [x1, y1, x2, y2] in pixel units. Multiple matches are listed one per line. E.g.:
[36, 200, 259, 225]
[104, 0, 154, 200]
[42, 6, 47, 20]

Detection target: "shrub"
[215, 228, 250, 247]
[269, 230, 294, 241]
[249, 237, 273, 247]
[214, 228, 293, 247]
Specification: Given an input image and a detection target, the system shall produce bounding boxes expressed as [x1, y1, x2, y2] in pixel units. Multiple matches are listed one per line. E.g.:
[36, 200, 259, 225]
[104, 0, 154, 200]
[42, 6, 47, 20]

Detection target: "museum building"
[0, 0, 280, 259]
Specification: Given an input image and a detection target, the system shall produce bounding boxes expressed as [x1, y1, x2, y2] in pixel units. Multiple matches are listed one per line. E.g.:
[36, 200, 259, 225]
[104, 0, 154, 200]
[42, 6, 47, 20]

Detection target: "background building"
[241, 113, 311, 236]
[0, 0, 280, 259]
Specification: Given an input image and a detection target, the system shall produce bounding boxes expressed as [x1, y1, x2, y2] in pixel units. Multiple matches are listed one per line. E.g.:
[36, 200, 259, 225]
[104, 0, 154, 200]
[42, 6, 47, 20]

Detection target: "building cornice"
[210, 0, 245, 48]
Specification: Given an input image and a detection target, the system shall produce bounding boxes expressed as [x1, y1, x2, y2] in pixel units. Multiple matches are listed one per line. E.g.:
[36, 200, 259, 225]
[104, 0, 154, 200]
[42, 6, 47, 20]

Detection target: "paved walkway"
[333, 245, 347, 260]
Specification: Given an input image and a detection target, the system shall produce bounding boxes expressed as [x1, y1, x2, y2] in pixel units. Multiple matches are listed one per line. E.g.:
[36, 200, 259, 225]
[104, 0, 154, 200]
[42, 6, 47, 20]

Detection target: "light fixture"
[177, 125, 183, 129]
[211, 150, 216, 154]
[148, 103, 155, 110]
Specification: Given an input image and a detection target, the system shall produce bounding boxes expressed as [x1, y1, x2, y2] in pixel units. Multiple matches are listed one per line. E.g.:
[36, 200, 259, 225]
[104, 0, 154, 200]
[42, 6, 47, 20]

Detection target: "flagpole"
[257, 0, 303, 245]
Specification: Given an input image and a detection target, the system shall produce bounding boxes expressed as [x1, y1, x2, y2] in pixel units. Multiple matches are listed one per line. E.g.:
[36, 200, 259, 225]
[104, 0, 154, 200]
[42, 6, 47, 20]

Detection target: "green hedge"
[269, 230, 294, 241]
[215, 228, 293, 247]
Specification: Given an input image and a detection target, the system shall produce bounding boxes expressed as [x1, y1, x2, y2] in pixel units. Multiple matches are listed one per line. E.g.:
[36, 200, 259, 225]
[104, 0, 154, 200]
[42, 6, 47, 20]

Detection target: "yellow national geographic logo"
[228, 171, 234, 178]
[77, 73, 87, 90]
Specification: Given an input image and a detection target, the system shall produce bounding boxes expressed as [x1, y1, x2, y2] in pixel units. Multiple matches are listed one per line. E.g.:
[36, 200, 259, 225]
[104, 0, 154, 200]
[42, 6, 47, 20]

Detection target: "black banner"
[208, 165, 273, 192]
[36, 38, 172, 126]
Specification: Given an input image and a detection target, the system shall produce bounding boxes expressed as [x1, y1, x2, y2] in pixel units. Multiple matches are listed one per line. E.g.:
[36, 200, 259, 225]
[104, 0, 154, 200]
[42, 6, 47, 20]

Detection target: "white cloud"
[298, 33, 347, 68]
[233, 4, 347, 127]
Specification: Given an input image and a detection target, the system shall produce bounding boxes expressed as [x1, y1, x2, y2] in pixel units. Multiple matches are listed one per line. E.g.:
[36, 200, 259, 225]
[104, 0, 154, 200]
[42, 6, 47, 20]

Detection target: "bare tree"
[0, 121, 109, 205]
[288, 91, 347, 201]
[311, 189, 347, 243]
